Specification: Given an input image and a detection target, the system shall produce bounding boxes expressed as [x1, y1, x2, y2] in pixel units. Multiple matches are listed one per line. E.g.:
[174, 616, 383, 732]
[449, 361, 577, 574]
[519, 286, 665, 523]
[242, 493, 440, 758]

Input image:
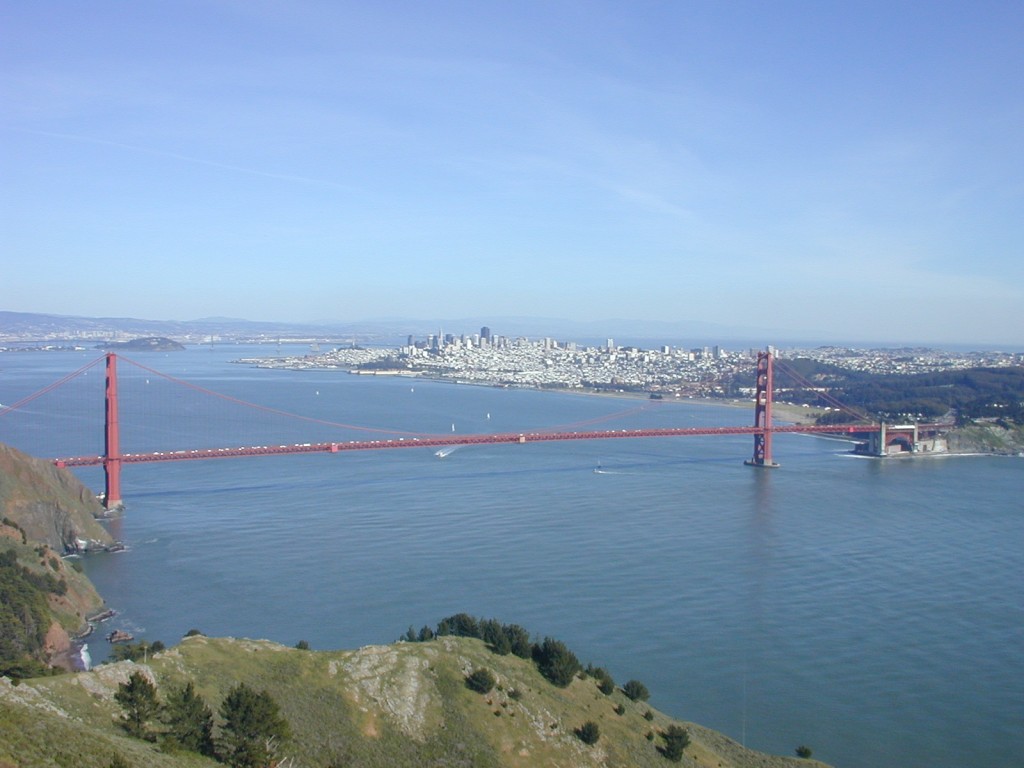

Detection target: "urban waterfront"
[2, 345, 1023, 768]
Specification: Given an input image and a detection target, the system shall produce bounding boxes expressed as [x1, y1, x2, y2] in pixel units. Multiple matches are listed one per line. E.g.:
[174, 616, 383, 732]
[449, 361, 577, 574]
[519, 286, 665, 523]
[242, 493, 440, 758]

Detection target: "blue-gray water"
[2, 345, 1022, 768]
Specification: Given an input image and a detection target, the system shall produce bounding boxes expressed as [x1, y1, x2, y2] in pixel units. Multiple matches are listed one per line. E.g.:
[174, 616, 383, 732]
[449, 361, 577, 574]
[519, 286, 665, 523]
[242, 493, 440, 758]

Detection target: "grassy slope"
[1, 635, 832, 768]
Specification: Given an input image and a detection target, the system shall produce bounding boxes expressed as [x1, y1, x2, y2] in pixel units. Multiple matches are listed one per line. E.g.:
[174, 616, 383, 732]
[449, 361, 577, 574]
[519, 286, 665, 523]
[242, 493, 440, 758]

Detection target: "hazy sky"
[3, 1, 1022, 345]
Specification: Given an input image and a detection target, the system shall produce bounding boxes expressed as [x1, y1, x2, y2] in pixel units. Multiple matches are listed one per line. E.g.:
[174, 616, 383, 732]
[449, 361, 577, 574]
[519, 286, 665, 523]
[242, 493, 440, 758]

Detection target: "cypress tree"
[163, 680, 215, 756]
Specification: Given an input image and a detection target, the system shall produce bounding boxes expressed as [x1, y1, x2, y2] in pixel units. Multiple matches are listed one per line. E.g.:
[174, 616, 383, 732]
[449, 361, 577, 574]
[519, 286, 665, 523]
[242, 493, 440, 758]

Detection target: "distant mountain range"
[0, 310, 773, 348]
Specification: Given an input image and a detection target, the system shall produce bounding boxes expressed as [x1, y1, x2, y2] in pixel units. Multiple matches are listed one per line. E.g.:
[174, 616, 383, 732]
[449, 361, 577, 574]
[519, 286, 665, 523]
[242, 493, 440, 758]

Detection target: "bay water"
[1, 344, 1021, 768]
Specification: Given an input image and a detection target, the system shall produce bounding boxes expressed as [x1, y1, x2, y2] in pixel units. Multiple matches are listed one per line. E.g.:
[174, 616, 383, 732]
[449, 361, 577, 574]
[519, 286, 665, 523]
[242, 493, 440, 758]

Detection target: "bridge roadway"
[54, 422, 942, 467]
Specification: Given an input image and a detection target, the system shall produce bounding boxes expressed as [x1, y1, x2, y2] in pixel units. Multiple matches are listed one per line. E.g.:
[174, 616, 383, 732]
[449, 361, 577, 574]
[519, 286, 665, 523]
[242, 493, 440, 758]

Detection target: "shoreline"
[237, 361, 1024, 456]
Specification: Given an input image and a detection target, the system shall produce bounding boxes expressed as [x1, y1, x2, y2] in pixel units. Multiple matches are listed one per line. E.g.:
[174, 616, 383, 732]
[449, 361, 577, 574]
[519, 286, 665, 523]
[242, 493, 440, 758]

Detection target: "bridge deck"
[54, 423, 943, 467]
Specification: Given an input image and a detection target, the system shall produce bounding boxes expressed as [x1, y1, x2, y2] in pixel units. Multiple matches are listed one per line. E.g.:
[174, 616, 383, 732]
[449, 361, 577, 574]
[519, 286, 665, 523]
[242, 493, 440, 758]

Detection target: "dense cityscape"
[235, 326, 1024, 398]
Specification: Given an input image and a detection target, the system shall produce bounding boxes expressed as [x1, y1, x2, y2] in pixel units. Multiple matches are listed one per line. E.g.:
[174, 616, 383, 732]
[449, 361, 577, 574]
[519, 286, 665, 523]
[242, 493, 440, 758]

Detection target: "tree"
[480, 618, 511, 655]
[502, 623, 532, 659]
[219, 683, 290, 768]
[436, 613, 479, 638]
[575, 721, 600, 745]
[163, 680, 215, 756]
[660, 725, 690, 762]
[622, 679, 650, 702]
[114, 671, 160, 738]
[532, 637, 581, 688]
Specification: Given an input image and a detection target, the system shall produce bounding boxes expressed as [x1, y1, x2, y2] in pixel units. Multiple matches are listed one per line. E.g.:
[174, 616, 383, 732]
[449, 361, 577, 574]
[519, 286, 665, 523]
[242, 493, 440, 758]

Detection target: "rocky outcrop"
[0, 442, 112, 552]
[947, 421, 1024, 455]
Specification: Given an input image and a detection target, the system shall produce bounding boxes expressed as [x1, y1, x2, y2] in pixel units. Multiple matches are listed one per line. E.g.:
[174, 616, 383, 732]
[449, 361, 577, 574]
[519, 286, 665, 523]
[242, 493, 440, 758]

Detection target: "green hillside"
[0, 634, 831, 768]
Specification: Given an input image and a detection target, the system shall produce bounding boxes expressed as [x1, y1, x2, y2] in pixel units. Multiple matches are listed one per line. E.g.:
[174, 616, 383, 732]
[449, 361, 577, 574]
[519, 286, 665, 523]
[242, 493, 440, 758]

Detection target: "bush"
[465, 668, 496, 694]
[660, 725, 690, 762]
[796, 745, 813, 759]
[184, 628, 203, 637]
[622, 679, 650, 702]
[614, 703, 626, 715]
[532, 637, 582, 688]
[295, 640, 310, 650]
[575, 721, 600, 745]
[644, 709, 654, 721]
[588, 665, 615, 695]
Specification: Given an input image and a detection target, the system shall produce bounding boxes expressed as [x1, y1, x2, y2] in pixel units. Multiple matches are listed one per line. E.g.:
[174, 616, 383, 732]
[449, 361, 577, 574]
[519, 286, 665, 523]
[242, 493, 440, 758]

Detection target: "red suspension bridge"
[1, 350, 944, 509]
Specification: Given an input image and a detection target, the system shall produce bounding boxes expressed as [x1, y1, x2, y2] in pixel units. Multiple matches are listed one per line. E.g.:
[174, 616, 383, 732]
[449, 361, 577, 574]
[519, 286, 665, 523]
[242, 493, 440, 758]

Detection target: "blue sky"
[2, 1, 1022, 345]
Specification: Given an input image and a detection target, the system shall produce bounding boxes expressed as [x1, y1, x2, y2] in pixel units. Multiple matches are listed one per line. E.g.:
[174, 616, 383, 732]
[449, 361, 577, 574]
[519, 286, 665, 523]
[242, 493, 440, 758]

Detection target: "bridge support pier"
[744, 349, 780, 468]
[103, 353, 124, 509]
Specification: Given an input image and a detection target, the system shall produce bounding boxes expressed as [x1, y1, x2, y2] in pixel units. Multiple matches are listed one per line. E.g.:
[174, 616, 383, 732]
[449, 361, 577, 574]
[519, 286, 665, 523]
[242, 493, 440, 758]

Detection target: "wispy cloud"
[8, 127, 360, 192]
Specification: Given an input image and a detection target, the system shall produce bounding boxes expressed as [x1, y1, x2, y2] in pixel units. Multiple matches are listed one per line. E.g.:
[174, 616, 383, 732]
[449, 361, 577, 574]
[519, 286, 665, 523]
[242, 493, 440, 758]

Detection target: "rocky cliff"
[0, 442, 112, 552]
[947, 421, 1024, 455]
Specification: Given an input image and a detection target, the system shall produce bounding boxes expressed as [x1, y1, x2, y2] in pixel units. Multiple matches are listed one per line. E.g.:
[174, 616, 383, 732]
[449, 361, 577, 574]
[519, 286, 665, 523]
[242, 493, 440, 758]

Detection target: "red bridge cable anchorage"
[116, 355, 434, 438]
[0, 354, 107, 417]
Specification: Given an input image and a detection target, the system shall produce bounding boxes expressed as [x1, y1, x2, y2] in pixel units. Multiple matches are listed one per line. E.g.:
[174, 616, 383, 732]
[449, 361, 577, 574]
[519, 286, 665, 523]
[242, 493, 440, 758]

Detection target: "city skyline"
[3, 2, 1022, 346]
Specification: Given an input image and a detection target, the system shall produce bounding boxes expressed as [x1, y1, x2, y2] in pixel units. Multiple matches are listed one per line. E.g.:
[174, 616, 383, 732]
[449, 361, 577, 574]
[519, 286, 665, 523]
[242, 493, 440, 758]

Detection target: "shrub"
[796, 745, 813, 759]
[588, 665, 615, 695]
[622, 679, 650, 702]
[615, 703, 626, 715]
[110, 640, 162, 663]
[465, 668, 496, 694]
[184, 628, 203, 637]
[660, 725, 690, 762]
[644, 709, 654, 721]
[295, 640, 310, 650]
[532, 637, 582, 688]
[575, 721, 600, 745]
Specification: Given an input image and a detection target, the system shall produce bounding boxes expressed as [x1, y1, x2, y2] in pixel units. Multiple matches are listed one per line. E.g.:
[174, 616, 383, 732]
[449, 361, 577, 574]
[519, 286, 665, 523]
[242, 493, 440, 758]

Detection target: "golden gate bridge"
[0, 350, 944, 509]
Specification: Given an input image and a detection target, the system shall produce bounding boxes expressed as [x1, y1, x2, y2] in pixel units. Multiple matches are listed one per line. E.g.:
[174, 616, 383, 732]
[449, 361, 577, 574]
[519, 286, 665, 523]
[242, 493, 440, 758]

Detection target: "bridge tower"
[103, 353, 124, 509]
[744, 349, 780, 468]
